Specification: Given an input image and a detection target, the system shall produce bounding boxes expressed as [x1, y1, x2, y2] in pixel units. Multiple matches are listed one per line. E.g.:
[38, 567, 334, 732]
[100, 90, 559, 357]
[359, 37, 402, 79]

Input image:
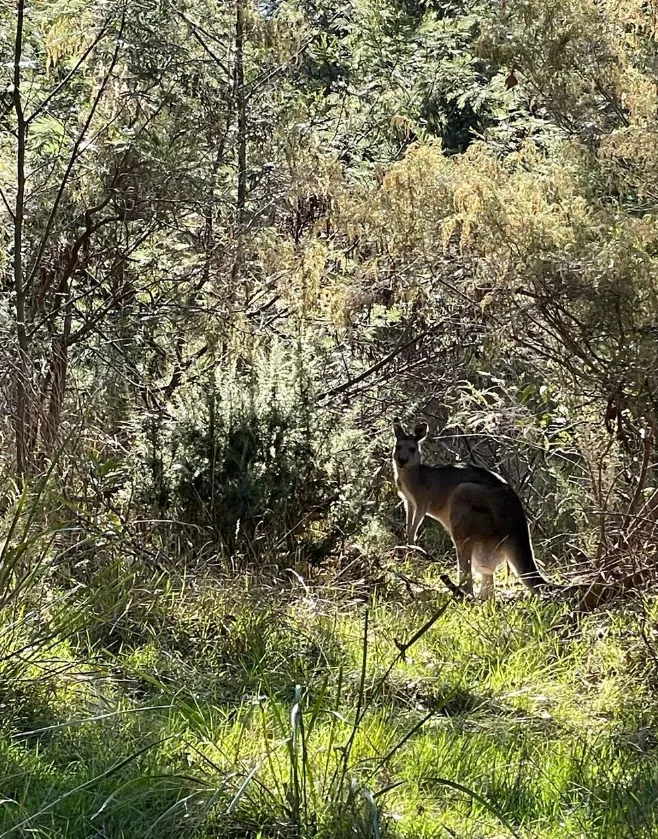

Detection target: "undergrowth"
[0, 476, 656, 837]
[0, 540, 657, 838]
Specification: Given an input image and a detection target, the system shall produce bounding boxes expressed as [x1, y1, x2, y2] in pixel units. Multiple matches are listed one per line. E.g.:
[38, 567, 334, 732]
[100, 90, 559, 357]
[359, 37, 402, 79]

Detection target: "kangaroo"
[392, 418, 550, 599]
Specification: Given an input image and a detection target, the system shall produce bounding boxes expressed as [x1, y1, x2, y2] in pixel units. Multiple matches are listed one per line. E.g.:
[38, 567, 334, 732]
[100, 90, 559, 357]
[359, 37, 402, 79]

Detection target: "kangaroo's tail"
[506, 492, 552, 593]
[504, 490, 608, 603]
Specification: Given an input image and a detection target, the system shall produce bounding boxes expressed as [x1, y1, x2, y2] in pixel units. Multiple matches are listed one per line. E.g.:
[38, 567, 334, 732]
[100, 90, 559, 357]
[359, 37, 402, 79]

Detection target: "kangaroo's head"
[392, 418, 428, 469]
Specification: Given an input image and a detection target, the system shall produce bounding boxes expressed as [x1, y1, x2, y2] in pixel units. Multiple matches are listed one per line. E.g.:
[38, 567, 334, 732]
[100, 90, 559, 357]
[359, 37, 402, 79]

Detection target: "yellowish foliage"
[247, 0, 310, 63]
[353, 140, 591, 283]
[37, 0, 97, 73]
[257, 236, 350, 329]
[601, 0, 658, 39]
[618, 67, 657, 124]
[340, 134, 658, 339]
[600, 127, 658, 172]
[481, 0, 658, 127]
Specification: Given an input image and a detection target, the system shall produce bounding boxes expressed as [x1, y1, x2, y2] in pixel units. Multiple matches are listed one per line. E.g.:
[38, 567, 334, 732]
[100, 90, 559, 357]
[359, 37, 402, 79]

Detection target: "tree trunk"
[232, 0, 248, 301]
[12, 0, 33, 480]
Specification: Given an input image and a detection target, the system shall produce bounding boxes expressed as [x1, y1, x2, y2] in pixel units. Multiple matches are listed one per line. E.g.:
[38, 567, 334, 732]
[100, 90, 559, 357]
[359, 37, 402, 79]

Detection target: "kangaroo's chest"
[395, 465, 453, 526]
[394, 468, 422, 501]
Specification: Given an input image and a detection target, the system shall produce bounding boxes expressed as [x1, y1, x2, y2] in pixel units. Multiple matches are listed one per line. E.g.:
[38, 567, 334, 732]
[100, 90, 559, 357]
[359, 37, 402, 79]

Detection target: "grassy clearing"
[0, 557, 657, 838]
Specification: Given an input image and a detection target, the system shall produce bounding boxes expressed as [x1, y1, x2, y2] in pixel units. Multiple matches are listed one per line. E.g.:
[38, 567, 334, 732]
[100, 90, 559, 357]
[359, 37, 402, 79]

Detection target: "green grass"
[0, 559, 657, 838]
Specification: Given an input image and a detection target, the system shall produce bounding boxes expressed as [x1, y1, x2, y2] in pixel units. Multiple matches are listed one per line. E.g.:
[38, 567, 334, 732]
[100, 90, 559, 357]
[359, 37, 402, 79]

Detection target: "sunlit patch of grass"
[0, 552, 656, 837]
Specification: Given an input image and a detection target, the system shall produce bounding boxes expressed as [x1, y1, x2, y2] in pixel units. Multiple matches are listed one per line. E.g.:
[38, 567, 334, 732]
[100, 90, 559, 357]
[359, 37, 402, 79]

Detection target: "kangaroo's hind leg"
[471, 540, 507, 600]
[454, 539, 474, 596]
[450, 499, 476, 596]
[479, 571, 495, 600]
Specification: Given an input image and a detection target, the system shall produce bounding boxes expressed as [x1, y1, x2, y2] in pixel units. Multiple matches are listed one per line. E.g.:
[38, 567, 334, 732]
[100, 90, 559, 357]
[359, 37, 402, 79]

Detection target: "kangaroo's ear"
[413, 422, 428, 442]
[393, 417, 405, 439]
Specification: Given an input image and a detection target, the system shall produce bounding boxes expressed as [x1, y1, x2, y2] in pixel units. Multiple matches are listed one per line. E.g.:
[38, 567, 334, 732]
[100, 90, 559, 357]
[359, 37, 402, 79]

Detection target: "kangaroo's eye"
[409, 447, 416, 454]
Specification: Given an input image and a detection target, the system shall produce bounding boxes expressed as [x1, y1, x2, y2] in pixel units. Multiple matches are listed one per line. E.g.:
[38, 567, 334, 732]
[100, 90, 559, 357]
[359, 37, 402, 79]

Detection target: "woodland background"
[1, 0, 658, 837]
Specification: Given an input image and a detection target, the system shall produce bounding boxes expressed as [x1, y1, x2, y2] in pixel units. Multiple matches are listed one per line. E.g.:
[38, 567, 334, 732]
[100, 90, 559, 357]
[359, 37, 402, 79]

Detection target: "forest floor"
[0, 553, 657, 838]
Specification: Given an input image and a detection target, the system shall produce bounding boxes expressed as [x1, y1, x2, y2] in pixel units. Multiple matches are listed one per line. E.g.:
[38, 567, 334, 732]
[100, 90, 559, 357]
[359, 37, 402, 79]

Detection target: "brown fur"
[392, 418, 549, 599]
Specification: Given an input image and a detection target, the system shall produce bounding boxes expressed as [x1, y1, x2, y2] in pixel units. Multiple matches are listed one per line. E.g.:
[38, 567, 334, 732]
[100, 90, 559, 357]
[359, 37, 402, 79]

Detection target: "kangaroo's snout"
[393, 439, 419, 469]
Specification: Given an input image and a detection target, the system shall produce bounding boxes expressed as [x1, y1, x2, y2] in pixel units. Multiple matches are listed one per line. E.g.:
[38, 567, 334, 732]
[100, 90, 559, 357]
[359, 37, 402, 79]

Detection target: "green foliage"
[128, 344, 381, 565]
[3, 0, 657, 567]
[174, 399, 326, 558]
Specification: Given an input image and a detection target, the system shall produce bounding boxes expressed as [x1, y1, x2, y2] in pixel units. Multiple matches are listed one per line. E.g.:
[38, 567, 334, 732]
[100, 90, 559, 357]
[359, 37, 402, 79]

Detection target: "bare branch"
[27, 21, 111, 124]
[318, 327, 437, 400]
[0, 186, 15, 221]
[27, 12, 126, 290]
[174, 9, 230, 76]
[13, 0, 31, 478]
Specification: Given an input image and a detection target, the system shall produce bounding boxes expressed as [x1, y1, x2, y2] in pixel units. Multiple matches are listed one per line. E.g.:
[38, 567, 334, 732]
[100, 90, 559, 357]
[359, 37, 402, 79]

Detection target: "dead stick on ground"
[388, 546, 467, 603]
